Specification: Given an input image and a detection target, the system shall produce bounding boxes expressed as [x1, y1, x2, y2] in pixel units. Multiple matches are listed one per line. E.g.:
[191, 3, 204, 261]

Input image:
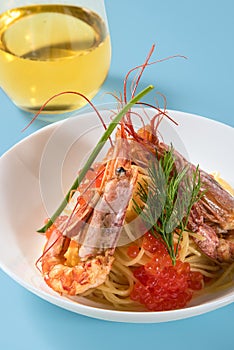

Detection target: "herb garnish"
[133, 146, 202, 265]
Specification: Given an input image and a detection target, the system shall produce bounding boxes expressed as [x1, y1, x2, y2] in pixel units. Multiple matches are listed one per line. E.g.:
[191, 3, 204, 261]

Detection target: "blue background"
[0, 0, 233, 349]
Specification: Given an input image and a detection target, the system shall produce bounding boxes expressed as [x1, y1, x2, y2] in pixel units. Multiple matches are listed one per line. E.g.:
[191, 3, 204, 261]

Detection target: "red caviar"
[130, 233, 203, 311]
[127, 245, 140, 258]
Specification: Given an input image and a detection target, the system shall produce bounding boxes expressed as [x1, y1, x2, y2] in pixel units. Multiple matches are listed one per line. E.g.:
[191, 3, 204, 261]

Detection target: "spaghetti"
[64, 176, 234, 311]
[78, 227, 234, 311]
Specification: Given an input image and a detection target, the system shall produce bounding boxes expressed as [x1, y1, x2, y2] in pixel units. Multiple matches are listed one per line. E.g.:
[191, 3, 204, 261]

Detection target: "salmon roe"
[130, 232, 203, 311]
[127, 245, 140, 258]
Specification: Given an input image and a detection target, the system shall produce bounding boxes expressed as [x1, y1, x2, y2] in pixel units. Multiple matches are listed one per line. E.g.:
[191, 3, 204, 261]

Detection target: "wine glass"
[0, 0, 111, 118]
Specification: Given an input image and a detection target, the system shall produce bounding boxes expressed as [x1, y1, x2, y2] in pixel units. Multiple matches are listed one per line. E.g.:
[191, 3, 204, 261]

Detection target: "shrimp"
[41, 230, 114, 295]
[41, 134, 139, 295]
[189, 171, 234, 262]
[129, 123, 234, 263]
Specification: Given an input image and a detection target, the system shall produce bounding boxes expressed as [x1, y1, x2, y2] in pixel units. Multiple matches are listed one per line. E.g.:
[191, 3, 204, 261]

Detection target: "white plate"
[0, 108, 233, 323]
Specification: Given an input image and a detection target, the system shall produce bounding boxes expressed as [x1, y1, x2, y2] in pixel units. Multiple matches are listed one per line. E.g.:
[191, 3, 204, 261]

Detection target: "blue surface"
[0, 0, 233, 349]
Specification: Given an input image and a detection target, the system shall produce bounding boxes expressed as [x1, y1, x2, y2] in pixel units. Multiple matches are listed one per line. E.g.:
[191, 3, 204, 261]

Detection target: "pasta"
[71, 175, 234, 311]
[77, 231, 234, 311]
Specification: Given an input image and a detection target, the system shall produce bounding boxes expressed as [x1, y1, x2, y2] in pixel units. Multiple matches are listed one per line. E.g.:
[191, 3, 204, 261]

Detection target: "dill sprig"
[133, 146, 202, 265]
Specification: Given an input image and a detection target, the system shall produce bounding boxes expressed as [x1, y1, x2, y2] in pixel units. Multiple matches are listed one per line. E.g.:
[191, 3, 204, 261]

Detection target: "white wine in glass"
[0, 0, 111, 116]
